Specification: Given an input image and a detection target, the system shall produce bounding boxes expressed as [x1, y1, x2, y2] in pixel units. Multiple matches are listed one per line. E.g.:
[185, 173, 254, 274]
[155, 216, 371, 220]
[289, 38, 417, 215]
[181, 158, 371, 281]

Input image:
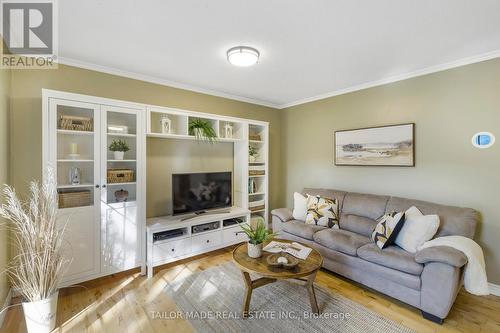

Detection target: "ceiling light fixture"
[227, 46, 260, 67]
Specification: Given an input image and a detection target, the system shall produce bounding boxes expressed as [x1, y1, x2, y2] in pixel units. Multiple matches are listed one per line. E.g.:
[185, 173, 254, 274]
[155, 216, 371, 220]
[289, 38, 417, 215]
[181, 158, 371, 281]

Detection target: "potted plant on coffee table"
[0, 168, 69, 333]
[188, 118, 218, 143]
[109, 139, 130, 160]
[239, 220, 277, 258]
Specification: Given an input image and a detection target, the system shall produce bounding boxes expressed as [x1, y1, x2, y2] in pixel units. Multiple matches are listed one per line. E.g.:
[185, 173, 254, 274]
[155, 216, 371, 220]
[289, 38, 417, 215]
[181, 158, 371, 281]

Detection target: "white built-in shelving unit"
[143, 107, 269, 277]
[247, 123, 269, 224]
[146, 106, 269, 224]
[43, 89, 269, 284]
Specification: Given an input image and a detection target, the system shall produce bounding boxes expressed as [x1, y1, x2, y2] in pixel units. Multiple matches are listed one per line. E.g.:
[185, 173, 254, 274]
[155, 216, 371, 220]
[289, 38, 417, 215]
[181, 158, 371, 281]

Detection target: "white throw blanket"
[418, 236, 489, 296]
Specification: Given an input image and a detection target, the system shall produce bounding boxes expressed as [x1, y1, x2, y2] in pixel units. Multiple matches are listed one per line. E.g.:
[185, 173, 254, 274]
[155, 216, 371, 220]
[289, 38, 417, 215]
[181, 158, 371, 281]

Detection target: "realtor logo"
[1, 0, 58, 68]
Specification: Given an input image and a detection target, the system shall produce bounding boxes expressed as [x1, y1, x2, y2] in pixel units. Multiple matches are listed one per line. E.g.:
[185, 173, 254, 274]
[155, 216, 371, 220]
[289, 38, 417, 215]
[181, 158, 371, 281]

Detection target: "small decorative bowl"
[266, 252, 299, 269]
[114, 189, 129, 202]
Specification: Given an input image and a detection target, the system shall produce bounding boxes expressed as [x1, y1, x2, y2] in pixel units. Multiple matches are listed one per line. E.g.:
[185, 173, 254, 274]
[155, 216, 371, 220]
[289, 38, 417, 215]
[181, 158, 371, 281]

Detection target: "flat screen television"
[172, 172, 232, 215]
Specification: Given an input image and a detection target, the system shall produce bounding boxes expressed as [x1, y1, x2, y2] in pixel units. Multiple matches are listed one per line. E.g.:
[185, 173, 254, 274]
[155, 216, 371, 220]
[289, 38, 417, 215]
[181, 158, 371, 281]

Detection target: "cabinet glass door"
[50, 99, 100, 208]
[100, 105, 141, 272]
[48, 98, 101, 281]
[101, 106, 139, 204]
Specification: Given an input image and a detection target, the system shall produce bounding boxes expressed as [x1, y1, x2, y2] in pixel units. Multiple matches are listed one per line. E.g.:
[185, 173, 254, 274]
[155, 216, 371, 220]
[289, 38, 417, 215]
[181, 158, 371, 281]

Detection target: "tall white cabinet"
[43, 90, 146, 285]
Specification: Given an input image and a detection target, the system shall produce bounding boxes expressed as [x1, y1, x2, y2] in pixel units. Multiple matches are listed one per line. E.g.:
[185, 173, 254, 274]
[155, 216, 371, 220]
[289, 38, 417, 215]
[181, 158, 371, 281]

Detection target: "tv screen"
[172, 172, 232, 215]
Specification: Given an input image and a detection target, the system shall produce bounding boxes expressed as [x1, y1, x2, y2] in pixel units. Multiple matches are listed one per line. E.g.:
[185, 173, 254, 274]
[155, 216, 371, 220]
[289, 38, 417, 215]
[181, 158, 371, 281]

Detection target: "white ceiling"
[59, 0, 500, 108]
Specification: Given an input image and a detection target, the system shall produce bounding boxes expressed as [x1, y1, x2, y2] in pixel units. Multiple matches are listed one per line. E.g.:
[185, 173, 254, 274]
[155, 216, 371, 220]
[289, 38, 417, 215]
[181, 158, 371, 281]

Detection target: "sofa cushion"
[282, 220, 325, 240]
[292, 192, 308, 221]
[342, 192, 389, 220]
[339, 214, 376, 237]
[385, 196, 478, 239]
[303, 188, 347, 211]
[357, 243, 424, 275]
[394, 206, 440, 253]
[371, 211, 406, 249]
[305, 195, 339, 228]
[313, 229, 371, 256]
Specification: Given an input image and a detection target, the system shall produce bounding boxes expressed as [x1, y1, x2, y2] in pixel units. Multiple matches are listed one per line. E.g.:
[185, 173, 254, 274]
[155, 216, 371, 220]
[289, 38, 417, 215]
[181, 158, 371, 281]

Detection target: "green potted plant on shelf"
[249, 145, 258, 163]
[109, 139, 130, 160]
[0, 168, 69, 333]
[188, 118, 218, 143]
[239, 220, 277, 258]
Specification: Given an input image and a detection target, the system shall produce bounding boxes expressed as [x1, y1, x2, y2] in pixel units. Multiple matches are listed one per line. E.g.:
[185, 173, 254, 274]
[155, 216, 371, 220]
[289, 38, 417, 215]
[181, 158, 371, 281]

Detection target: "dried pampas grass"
[0, 168, 69, 302]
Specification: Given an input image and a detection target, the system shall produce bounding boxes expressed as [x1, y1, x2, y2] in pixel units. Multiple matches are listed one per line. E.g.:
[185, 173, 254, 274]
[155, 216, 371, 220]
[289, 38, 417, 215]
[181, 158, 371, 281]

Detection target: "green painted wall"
[281, 58, 500, 284]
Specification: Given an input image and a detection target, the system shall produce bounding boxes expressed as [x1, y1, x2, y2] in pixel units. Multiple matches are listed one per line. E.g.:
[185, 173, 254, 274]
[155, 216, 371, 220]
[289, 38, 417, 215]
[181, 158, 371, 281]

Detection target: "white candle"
[70, 143, 78, 154]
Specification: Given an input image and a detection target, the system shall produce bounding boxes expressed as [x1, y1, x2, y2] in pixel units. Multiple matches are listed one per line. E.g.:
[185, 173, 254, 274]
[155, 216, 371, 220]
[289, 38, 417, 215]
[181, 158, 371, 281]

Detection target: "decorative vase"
[249, 155, 256, 163]
[160, 115, 172, 134]
[247, 242, 263, 258]
[22, 291, 59, 333]
[114, 151, 125, 160]
[223, 123, 233, 138]
[193, 128, 204, 138]
[69, 167, 81, 185]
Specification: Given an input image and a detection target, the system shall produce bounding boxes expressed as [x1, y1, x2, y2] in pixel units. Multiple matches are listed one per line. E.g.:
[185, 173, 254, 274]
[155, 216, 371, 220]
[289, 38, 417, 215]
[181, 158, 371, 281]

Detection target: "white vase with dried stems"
[0, 168, 69, 333]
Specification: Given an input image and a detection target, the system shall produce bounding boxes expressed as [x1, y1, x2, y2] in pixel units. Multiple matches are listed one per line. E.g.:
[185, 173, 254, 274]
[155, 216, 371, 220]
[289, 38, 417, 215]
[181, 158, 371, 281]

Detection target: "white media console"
[146, 207, 250, 278]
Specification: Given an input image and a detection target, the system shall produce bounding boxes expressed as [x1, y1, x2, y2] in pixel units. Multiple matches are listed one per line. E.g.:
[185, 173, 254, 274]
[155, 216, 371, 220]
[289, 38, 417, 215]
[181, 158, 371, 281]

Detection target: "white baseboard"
[489, 283, 500, 297]
[0, 288, 12, 329]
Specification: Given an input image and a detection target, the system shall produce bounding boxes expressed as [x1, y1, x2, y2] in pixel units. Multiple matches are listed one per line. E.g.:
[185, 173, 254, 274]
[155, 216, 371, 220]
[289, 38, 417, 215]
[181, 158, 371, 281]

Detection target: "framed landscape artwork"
[334, 123, 415, 166]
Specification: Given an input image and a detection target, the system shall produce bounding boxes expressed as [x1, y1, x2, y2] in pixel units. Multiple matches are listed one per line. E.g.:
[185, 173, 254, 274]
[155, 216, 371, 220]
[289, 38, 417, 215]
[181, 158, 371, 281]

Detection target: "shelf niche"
[150, 111, 188, 136]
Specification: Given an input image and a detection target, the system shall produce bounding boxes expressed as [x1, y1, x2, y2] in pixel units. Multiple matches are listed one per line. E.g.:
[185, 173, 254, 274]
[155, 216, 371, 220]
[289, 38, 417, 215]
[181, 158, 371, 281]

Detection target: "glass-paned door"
[101, 106, 139, 205]
[48, 98, 101, 281]
[100, 105, 141, 272]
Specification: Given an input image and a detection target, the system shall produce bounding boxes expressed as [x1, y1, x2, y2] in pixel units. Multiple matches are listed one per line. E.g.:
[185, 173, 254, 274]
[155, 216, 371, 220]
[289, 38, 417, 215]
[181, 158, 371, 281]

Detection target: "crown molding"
[279, 49, 500, 109]
[57, 57, 281, 109]
[58, 49, 500, 110]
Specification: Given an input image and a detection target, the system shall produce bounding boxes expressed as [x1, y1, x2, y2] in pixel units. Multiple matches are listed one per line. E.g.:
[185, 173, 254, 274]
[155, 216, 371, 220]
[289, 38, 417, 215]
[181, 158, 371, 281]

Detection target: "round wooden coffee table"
[232, 239, 323, 317]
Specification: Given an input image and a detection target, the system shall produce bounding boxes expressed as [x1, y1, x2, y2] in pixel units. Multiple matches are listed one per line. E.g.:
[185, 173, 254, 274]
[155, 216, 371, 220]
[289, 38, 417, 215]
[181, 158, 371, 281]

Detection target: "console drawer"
[191, 231, 221, 253]
[222, 226, 248, 244]
[153, 237, 191, 263]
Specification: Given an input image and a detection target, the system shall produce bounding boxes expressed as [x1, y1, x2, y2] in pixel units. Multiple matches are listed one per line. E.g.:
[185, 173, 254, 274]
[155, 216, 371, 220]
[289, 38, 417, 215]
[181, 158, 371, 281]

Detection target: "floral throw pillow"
[372, 211, 406, 249]
[305, 195, 339, 228]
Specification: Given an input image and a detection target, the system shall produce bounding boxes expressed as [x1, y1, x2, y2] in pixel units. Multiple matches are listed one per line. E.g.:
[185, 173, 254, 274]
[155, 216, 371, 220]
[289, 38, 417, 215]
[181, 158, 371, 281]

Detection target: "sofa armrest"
[271, 208, 294, 223]
[415, 246, 467, 268]
[420, 262, 462, 320]
[271, 208, 293, 233]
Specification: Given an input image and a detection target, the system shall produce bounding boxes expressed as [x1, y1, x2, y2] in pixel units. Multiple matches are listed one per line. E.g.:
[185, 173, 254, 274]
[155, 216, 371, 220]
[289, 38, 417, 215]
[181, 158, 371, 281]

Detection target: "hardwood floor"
[1, 245, 499, 333]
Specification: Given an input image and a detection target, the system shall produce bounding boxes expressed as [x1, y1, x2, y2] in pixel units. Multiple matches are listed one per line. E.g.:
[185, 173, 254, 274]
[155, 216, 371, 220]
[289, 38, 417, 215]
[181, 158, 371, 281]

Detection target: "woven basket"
[249, 170, 265, 176]
[59, 115, 93, 131]
[249, 134, 261, 141]
[250, 205, 265, 212]
[58, 191, 91, 209]
[107, 169, 135, 184]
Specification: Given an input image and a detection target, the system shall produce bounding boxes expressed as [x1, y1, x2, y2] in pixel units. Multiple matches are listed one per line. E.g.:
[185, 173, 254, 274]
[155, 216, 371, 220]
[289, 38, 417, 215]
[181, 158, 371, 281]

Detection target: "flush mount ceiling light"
[227, 46, 260, 67]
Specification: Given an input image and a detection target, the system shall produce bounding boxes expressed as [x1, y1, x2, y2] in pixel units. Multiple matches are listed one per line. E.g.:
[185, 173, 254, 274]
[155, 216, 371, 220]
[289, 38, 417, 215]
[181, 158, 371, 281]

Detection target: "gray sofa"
[271, 188, 479, 324]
